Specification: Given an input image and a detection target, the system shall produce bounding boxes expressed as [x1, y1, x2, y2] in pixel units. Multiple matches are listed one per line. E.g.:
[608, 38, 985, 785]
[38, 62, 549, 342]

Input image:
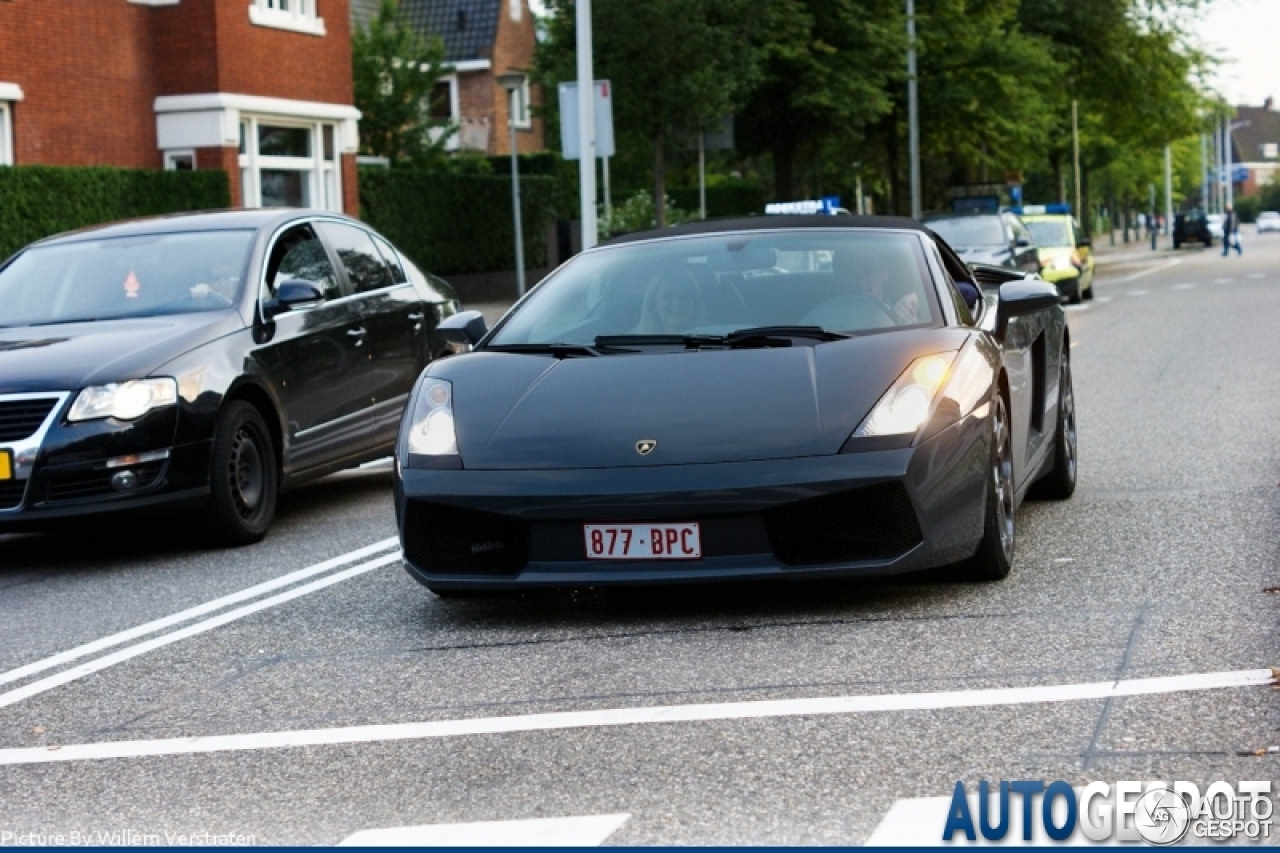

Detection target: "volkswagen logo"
[635, 439, 657, 456]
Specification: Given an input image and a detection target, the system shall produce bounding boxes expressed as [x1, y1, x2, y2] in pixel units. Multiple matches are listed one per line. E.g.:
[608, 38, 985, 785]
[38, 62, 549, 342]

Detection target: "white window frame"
[0, 102, 12, 167]
[0, 83, 22, 166]
[510, 77, 532, 130]
[238, 115, 342, 212]
[428, 74, 462, 151]
[164, 149, 197, 170]
[1263, 143, 1279, 160]
[248, 0, 326, 36]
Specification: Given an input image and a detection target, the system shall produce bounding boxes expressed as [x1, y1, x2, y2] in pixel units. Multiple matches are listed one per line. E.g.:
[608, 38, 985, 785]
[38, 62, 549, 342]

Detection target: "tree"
[735, 0, 903, 201]
[540, 0, 761, 225]
[352, 0, 455, 167]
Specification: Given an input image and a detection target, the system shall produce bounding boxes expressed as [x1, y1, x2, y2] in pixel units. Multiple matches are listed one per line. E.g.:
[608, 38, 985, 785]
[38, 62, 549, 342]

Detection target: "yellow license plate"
[0, 450, 11, 481]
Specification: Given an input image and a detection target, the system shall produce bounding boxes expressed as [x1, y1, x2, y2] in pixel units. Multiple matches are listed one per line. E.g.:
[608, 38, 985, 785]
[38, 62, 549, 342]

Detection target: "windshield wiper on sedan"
[723, 325, 850, 344]
[596, 327, 849, 351]
[484, 342, 602, 358]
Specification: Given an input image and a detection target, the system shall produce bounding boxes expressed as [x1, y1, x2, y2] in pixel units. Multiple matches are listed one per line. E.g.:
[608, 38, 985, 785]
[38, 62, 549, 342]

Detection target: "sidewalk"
[1091, 230, 1179, 265]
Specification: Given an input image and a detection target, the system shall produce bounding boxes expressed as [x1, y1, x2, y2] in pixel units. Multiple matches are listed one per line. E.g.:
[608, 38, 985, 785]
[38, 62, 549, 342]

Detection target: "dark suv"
[1173, 209, 1214, 249]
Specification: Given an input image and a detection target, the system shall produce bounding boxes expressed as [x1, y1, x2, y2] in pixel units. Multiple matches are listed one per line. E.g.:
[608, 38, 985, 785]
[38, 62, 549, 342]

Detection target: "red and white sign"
[584, 523, 701, 560]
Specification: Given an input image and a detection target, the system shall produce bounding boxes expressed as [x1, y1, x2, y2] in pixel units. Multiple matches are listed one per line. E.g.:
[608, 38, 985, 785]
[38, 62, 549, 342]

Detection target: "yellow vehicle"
[1021, 212, 1094, 304]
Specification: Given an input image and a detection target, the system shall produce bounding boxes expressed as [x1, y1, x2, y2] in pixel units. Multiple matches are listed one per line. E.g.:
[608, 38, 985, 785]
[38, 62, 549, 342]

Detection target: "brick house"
[349, 0, 544, 155]
[1232, 100, 1280, 197]
[0, 0, 361, 214]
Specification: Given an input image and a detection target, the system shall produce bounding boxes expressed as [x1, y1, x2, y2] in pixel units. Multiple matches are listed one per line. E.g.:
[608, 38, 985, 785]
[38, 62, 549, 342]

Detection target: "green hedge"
[359, 168, 557, 275]
[0, 166, 230, 260]
[668, 183, 768, 219]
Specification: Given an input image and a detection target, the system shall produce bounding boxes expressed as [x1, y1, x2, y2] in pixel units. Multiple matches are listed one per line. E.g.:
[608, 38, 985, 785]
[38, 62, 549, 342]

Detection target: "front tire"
[1034, 356, 1078, 499]
[963, 393, 1015, 581]
[206, 401, 278, 546]
[1066, 278, 1083, 305]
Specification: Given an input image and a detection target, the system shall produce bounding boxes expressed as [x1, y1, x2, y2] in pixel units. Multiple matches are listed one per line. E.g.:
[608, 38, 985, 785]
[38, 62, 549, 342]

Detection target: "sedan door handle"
[407, 312, 425, 330]
[347, 326, 368, 346]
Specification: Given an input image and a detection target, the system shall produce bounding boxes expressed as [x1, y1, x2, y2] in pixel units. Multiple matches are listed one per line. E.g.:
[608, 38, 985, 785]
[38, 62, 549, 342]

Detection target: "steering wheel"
[800, 293, 897, 331]
[188, 283, 235, 307]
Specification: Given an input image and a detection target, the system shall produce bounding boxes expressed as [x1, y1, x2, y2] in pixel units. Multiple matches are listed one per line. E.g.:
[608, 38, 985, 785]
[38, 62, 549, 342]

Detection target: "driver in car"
[635, 269, 703, 333]
[836, 249, 921, 325]
[189, 257, 241, 304]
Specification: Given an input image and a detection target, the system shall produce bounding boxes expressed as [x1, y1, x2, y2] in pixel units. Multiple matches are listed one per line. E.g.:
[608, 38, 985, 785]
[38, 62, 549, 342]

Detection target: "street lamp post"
[497, 71, 527, 298]
[906, 0, 921, 219]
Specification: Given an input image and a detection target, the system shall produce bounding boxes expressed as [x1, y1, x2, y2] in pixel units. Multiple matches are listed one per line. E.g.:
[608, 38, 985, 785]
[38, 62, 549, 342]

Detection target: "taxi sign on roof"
[1015, 203, 1072, 215]
[765, 196, 844, 216]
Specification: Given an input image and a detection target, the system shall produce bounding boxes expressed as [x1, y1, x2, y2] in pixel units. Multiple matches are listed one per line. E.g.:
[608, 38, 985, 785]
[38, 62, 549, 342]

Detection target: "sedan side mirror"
[263, 281, 325, 318]
[1076, 237, 1092, 249]
[1014, 237, 1032, 248]
[437, 310, 488, 354]
[994, 279, 1060, 339]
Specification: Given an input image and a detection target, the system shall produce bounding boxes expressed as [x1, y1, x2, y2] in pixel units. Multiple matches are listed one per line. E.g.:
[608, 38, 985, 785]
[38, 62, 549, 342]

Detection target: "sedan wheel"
[206, 401, 278, 546]
[964, 394, 1015, 581]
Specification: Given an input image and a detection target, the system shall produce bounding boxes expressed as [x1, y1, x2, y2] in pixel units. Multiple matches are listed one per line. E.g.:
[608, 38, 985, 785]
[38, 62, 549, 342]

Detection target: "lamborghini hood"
[434, 329, 971, 470]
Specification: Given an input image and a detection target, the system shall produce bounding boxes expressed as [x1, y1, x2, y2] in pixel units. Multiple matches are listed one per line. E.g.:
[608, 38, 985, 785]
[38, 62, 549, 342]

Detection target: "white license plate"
[583, 523, 702, 560]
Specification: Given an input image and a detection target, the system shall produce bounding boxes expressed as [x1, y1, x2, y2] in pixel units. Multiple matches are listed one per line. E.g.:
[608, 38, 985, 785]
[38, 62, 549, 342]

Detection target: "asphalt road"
[0, 238, 1277, 845]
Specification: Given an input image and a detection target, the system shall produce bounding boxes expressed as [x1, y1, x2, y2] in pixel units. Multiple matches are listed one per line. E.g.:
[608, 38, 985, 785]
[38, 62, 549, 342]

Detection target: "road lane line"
[1097, 258, 1181, 284]
[1095, 296, 1113, 303]
[338, 814, 632, 847]
[0, 537, 399, 689]
[1172, 283, 1195, 290]
[1213, 277, 1234, 284]
[0, 551, 402, 710]
[1127, 290, 1150, 297]
[0, 668, 1270, 766]
[1247, 272, 1265, 279]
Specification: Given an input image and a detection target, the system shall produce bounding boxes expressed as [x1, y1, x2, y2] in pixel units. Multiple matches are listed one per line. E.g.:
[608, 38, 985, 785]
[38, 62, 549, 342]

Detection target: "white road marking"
[1127, 289, 1150, 297]
[1213, 277, 1234, 284]
[1095, 296, 1113, 303]
[1098, 258, 1181, 284]
[0, 537, 400, 690]
[0, 551, 402, 710]
[867, 788, 1115, 846]
[1172, 283, 1195, 290]
[338, 814, 632, 847]
[1247, 272, 1265, 279]
[1064, 305, 1090, 313]
[0, 668, 1270, 767]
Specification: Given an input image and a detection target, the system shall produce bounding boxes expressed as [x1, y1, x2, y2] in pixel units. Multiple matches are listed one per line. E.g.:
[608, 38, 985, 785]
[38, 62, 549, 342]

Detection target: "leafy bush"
[667, 182, 767, 219]
[599, 190, 694, 237]
[1235, 195, 1261, 224]
[359, 167, 557, 275]
[0, 166, 230, 260]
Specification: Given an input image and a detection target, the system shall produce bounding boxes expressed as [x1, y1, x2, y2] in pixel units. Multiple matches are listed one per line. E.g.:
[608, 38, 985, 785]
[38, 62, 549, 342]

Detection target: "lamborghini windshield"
[489, 230, 940, 347]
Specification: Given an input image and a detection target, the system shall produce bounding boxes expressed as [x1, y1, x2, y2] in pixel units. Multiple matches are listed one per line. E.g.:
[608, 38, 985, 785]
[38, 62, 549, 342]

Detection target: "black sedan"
[0, 209, 460, 543]
[925, 212, 1042, 276]
[393, 216, 1076, 595]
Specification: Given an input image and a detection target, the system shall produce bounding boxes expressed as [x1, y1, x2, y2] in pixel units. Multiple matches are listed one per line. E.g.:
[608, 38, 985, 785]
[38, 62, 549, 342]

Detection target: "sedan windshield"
[489, 230, 939, 347]
[1024, 220, 1072, 248]
[927, 217, 1006, 247]
[0, 230, 255, 328]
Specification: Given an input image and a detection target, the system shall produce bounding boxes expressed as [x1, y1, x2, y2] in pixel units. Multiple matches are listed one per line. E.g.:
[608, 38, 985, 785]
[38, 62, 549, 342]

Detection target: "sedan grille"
[763, 481, 923, 566]
[0, 480, 26, 511]
[0, 398, 59, 442]
[403, 500, 529, 576]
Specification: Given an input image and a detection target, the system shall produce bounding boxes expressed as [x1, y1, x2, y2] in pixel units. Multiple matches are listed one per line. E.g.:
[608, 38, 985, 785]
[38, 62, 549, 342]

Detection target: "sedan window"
[490, 230, 940, 347]
[927, 217, 1006, 247]
[318, 222, 394, 295]
[266, 225, 340, 300]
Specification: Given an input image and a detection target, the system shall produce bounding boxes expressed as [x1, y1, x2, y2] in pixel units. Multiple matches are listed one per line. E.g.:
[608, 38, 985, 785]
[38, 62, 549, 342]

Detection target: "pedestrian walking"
[1222, 204, 1243, 256]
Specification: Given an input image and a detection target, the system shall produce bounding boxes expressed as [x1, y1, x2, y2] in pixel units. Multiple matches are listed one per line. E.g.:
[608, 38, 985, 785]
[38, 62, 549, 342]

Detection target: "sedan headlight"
[68, 378, 178, 422]
[406, 378, 458, 456]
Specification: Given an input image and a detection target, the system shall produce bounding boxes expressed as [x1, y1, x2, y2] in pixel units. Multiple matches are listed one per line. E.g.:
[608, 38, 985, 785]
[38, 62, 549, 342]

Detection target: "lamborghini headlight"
[68, 378, 178, 422]
[406, 378, 458, 456]
[855, 353, 957, 437]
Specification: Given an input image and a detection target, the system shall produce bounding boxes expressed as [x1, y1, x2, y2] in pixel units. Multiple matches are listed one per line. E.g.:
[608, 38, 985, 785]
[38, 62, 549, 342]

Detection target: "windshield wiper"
[595, 327, 848, 351]
[723, 325, 850, 343]
[485, 342, 602, 358]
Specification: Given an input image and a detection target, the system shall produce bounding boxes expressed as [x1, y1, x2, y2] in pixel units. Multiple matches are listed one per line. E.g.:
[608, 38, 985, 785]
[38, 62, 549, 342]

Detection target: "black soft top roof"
[602, 215, 929, 246]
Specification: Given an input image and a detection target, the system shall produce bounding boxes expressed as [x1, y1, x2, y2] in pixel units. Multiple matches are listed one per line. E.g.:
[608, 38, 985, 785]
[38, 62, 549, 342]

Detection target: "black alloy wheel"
[206, 400, 278, 546]
[964, 392, 1015, 581]
[1033, 356, 1078, 500]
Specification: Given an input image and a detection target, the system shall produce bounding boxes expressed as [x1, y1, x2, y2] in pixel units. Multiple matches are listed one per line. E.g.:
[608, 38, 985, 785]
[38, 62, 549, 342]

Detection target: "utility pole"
[1072, 99, 1082, 219]
[1164, 144, 1174, 245]
[576, 0, 597, 249]
[906, 0, 921, 219]
[1199, 132, 1208, 211]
